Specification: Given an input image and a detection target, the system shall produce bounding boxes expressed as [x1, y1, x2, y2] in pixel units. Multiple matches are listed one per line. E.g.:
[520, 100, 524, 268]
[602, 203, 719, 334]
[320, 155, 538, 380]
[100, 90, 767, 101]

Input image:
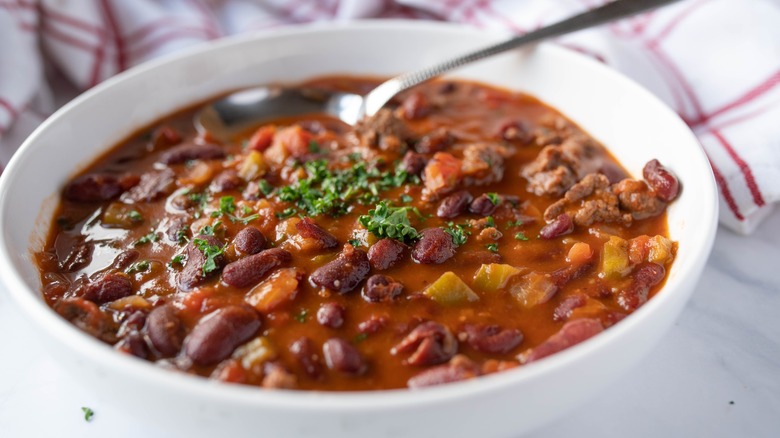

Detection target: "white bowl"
[0, 21, 717, 438]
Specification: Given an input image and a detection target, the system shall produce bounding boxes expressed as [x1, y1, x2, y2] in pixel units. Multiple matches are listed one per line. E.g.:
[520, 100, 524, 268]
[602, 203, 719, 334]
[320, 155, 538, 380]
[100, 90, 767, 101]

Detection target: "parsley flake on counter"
[81, 407, 94, 422]
[358, 201, 420, 243]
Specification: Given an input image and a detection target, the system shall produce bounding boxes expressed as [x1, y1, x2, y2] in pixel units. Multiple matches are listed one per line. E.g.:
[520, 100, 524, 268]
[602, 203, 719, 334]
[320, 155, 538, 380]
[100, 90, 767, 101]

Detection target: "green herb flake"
[169, 254, 185, 267]
[81, 407, 94, 422]
[514, 232, 529, 241]
[443, 222, 471, 247]
[347, 238, 362, 247]
[505, 219, 524, 229]
[358, 201, 420, 243]
[127, 210, 143, 222]
[486, 243, 499, 253]
[134, 231, 159, 246]
[275, 208, 297, 219]
[242, 205, 253, 215]
[485, 216, 496, 228]
[219, 196, 236, 215]
[258, 179, 274, 196]
[353, 333, 368, 343]
[400, 194, 413, 203]
[294, 309, 308, 323]
[192, 238, 226, 275]
[486, 192, 501, 205]
[308, 140, 322, 153]
[125, 260, 151, 274]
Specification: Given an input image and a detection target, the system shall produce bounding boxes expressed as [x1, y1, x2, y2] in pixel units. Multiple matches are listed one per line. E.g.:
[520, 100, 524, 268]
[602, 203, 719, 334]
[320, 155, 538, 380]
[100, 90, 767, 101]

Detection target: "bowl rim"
[0, 19, 718, 411]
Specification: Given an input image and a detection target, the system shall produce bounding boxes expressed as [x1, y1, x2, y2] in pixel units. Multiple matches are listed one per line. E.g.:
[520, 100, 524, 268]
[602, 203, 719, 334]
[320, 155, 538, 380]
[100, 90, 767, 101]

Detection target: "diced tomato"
[248, 125, 276, 152]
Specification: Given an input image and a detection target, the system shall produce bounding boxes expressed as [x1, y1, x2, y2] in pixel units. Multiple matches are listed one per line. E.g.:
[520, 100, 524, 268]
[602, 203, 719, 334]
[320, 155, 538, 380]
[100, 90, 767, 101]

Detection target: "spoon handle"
[363, 0, 682, 117]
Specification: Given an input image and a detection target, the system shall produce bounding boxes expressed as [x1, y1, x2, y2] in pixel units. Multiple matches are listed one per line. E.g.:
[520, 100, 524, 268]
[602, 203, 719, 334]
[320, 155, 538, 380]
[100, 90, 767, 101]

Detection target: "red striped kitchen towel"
[1, 0, 778, 234]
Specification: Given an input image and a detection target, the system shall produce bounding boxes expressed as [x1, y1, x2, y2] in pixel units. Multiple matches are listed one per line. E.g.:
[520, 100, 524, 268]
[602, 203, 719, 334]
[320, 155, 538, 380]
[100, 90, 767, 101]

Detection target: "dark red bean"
[496, 119, 533, 143]
[517, 318, 603, 364]
[295, 218, 338, 250]
[221, 248, 291, 288]
[399, 151, 427, 175]
[210, 170, 243, 193]
[152, 125, 182, 148]
[158, 143, 225, 165]
[54, 297, 114, 341]
[468, 194, 499, 216]
[165, 217, 189, 243]
[362, 274, 403, 303]
[367, 239, 406, 271]
[391, 321, 458, 366]
[600, 161, 628, 184]
[289, 337, 323, 380]
[358, 315, 388, 334]
[115, 331, 149, 359]
[233, 227, 266, 255]
[111, 249, 140, 270]
[322, 338, 366, 374]
[178, 235, 227, 291]
[310, 245, 370, 293]
[121, 169, 175, 202]
[412, 228, 456, 265]
[461, 324, 523, 354]
[437, 191, 473, 219]
[120, 310, 147, 334]
[617, 263, 666, 311]
[317, 302, 345, 329]
[539, 213, 574, 240]
[184, 305, 261, 366]
[643, 159, 680, 202]
[552, 294, 588, 322]
[59, 241, 94, 272]
[407, 355, 479, 389]
[83, 273, 133, 304]
[63, 173, 124, 203]
[415, 128, 454, 154]
[145, 304, 184, 357]
[399, 92, 431, 120]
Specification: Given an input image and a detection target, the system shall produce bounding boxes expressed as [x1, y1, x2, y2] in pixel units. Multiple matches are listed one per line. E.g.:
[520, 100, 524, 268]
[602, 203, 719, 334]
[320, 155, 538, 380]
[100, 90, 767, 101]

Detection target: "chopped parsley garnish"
[192, 238, 226, 275]
[127, 210, 143, 222]
[257, 179, 274, 196]
[276, 159, 418, 218]
[294, 309, 308, 323]
[169, 254, 185, 267]
[486, 192, 501, 205]
[275, 208, 297, 219]
[505, 219, 524, 229]
[485, 216, 496, 228]
[347, 238, 362, 247]
[400, 194, 413, 203]
[219, 196, 236, 215]
[81, 407, 94, 422]
[188, 192, 208, 207]
[358, 201, 420, 243]
[444, 222, 471, 247]
[308, 140, 322, 153]
[199, 221, 222, 236]
[134, 231, 159, 246]
[125, 260, 150, 274]
[514, 232, 529, 241]
[242, 205, 253, 215]
[486, 243, 499, 253]
[353, 333, 369, 343]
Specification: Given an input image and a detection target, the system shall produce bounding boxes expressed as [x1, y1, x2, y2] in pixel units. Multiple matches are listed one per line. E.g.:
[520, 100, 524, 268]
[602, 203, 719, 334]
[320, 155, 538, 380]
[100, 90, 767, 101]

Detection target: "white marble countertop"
[1, 210, 778, 438]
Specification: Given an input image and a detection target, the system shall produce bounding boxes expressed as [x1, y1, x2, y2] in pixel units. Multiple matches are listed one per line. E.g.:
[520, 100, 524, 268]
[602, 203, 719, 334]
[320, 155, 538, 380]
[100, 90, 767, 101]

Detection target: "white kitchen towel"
[1, 0, 778, 234]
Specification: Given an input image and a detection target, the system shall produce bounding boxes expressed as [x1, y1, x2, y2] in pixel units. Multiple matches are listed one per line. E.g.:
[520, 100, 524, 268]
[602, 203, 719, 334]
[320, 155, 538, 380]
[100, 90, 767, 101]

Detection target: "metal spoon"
[197, 0, 680, 139]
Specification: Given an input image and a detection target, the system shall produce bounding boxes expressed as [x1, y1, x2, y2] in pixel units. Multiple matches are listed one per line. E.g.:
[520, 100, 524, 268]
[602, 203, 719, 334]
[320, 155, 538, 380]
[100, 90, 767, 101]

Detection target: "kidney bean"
[152, 125, 182, 148]
[221, 248, 291, 288]
[539, 213, 574, 240]
[362, 274, 403, 303]
[358, 315, 388, 334]
[455, 249, 502, 266]
[63, 173, 125, 203]
[317, 302, 345, 328]
[415, 128, 454, 154]
[83, 273, 133, 304]
[600, 161, 628, 184]
[121, 169, 175, 202]
[643, 159, 680, 202]
[233, 227, 267, 255]
[290, 337, 323, 380]
[115, 330, 149, 359]
[461, 324, 523, 354]
[399, 151, 427, 175]
[184, 305, 261, 366]
[391, 321, 457, 366]
[165, 217, 189, 243]
[158, 143, 225, 165]
[412, 228, 456, 265]
[178, 235, 227, 290]
[496, 119, 533, 143]
[407, 355, 479, 389]
[617, 263, 666, 311]
[145, 304, 185, 357]
[59, 241, 94, 272]
[437, 191, 473, 219]
[111, 249, 140, 270]
[262, 362, 297, 389]
[120, 310, 147, 334]
[54, 297, 114, 341]
[295, 218, 338, 249]
[310, 245, 370, 293]
[517, 318, 603, 364]
[468, 194, 499, 216]
[323, 338, 366, 375]
[399, 92, 431, 120]
[210, 169, 243, 193]
[367, 239, 406, 271]
[552, 294, 588, 322]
